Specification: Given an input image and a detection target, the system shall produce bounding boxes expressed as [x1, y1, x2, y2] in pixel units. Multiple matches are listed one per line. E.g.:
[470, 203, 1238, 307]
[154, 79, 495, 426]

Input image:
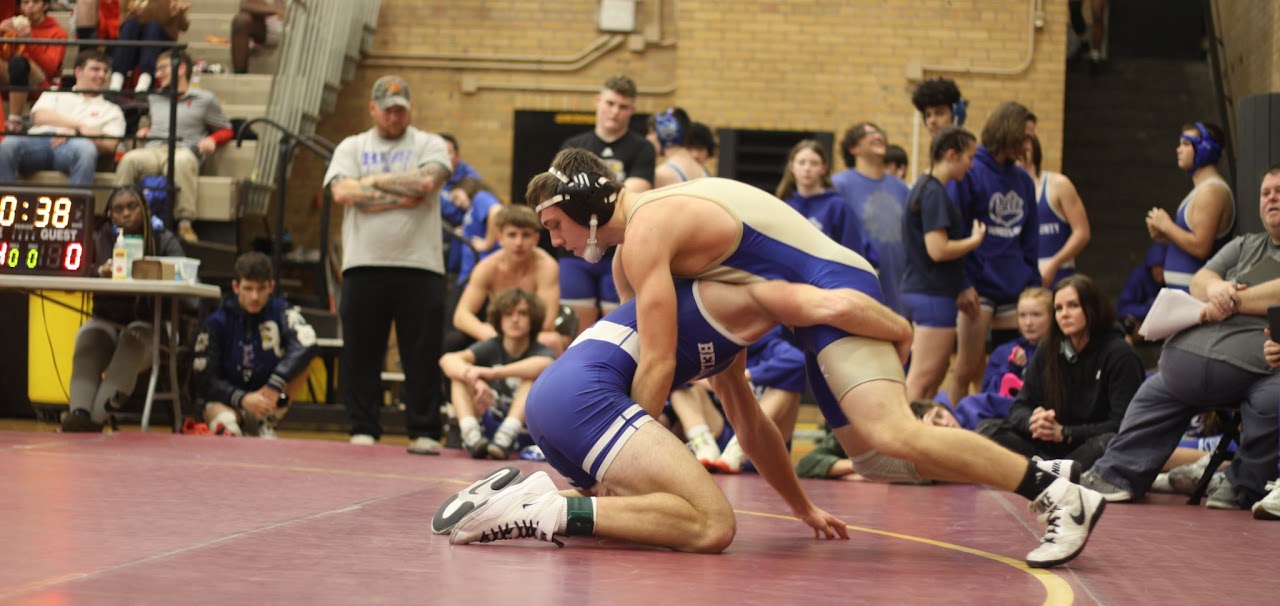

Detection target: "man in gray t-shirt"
[1083, 166, 1280, 511]
[325, 75, 452, 455]
[114, 50, 233, 243]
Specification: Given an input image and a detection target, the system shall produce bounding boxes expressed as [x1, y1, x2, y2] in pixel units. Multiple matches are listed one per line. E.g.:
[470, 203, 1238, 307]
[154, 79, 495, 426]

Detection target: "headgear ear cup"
[1181, 122, 1222, 173]
[952, 98, 968, 127]
[536, 167, 620, 226]
[654, 109, 685, 151]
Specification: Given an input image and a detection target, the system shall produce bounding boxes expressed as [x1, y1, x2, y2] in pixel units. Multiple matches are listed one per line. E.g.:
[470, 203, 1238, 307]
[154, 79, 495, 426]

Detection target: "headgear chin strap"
[581, 215, 605, 263]
[1181, 122, 1222, 173]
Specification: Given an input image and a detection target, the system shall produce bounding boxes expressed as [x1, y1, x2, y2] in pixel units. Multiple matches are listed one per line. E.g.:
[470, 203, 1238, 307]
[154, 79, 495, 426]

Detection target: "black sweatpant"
[340, 267, 444, 440]
[978, 418, 1115, 471]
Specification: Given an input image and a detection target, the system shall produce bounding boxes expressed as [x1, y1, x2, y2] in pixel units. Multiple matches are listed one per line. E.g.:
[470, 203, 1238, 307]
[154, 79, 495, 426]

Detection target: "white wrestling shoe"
[1032, 457, 1081, 484]
[687, 430, 721, 469]
[1025, 477, 1106, 569]
[450, 471, 564, 547]
[1252, 481, 1280, 520]
[432, 466, 523, 534]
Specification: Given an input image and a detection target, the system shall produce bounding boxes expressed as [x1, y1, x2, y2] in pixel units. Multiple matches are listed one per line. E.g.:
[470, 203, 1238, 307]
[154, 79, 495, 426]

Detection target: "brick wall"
[288, 0, 1071, 250]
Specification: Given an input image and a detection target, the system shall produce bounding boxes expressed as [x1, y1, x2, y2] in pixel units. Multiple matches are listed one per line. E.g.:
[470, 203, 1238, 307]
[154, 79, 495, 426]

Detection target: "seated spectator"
[0, 0, 67, 133]
[109, 0, 189, 93]
[0, 51, 123, 187]
[114, 50, 233, 243]
[949, 286, 1053, 429]
[978, 274, 1143, 470]
[1082, 165, 1280, 510]
[796, 401, 959, 480]
[452, 176, 504, 286]
[73, 0, 123, 47]
[448, 205, 562, 354]
[709, 326, 808, 474]
[439, 288, 555, 459]
[1116, 242, 1167, 339]
[60, 186, 184, 432]
[192, 252, 319, 438]
[231, 0, 286, 74]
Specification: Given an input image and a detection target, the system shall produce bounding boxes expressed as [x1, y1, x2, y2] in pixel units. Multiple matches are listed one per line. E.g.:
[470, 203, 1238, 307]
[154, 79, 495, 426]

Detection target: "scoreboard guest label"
[0, 186, 94, 276]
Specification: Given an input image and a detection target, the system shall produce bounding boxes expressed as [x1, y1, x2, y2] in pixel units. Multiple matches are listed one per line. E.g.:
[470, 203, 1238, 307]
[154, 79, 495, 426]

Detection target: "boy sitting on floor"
[439, 287, 555, 458]
[193, 252, 318, 437]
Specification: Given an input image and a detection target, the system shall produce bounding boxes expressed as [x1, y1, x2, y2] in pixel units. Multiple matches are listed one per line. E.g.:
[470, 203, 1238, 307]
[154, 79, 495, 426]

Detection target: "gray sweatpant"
[1091, 347, 1280, 506]
[69, 318, 153, 423]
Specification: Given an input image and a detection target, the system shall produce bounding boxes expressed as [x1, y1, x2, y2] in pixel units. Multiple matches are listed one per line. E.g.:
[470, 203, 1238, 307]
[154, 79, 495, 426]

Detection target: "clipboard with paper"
[1138, 288, 1204, 341]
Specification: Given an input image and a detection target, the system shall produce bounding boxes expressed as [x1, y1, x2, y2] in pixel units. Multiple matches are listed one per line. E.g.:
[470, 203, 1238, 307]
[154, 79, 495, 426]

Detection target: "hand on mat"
[796, 505, 850, 540]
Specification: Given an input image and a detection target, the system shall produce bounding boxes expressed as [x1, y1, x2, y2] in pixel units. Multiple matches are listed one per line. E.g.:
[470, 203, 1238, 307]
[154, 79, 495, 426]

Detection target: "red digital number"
[64, 242, 83, 271]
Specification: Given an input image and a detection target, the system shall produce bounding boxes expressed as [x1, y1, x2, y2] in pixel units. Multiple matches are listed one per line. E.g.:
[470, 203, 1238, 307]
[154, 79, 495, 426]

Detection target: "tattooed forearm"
[370, 162, 452, 198]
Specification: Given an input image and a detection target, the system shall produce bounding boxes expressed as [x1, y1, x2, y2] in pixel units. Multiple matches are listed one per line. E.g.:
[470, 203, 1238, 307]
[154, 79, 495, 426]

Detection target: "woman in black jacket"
[978, 274, 1145, 469]
[62, 186, 185, 432]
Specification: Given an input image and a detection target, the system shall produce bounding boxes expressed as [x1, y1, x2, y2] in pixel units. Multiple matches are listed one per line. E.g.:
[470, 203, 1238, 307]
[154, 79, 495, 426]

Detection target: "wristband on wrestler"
[565, 496, 595, 536]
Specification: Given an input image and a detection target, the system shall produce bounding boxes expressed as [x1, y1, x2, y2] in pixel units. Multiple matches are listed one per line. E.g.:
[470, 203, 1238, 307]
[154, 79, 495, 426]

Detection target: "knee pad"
[849, 449, 923, 483]
[7, 56, 30, 84]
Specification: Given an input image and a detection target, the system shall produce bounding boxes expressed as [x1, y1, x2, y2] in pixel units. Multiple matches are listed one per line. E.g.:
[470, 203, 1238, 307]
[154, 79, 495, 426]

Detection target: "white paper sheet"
[1138, 288, 1204, 341]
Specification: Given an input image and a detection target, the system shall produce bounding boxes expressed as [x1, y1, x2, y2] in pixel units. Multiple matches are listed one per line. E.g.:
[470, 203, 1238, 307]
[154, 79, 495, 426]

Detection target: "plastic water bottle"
[112, 232, 129, 279]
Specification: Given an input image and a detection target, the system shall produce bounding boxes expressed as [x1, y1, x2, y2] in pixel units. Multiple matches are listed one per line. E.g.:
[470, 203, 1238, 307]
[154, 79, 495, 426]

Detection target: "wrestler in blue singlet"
[1036, 172, 1076, 286]
[525, 280, 748, 490]
[625, 178, 902, 430]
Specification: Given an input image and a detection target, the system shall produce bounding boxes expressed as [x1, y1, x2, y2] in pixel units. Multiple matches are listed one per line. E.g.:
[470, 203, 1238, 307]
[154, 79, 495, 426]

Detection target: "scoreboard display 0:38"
[0, 186, 95, 276]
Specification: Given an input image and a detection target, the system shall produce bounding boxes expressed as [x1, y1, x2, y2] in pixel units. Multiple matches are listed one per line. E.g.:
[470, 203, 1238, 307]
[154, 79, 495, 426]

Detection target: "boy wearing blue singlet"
[1145, 122, 1235, 292]
[518, 148, 1110, 568]
[1018, 134, 1091, 287]
[440, 278, 907, 551]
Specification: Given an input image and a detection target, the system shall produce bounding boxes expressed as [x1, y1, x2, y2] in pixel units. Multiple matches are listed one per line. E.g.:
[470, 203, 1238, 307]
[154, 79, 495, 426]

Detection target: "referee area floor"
[2, 428, 1276, 605]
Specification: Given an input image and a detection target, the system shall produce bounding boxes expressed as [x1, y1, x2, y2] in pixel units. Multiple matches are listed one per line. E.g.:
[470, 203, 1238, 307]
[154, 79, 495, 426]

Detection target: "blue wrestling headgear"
[653, 108, 688, 152]
[534, 167, 621, 264]
[1181, 122, 1222, 173]
[952, 98, 969, 127]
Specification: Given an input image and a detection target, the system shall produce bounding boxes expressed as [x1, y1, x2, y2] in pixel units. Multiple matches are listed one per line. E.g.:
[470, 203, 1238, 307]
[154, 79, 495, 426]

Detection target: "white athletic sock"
[211, 411, 242, 436]
[109, 72, 125, 91]
[459, 417, 481, 446]
[494, 417, 522, 447]
[134, 72, 152, 93]
[686, 424, 711, 439]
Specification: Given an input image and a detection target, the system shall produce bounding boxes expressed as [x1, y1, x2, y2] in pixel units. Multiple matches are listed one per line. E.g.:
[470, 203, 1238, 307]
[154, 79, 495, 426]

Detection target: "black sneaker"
[60, 409, 104, 433]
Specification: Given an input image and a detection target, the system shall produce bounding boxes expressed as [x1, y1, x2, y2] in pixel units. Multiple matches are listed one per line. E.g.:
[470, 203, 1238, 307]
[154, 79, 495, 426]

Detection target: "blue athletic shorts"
[901, 292, 959, 328]
[559, 254, 619, 308]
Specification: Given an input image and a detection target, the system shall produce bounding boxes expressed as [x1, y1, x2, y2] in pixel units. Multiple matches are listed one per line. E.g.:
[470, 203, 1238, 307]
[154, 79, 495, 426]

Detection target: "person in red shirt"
[0, 0, 68, 133]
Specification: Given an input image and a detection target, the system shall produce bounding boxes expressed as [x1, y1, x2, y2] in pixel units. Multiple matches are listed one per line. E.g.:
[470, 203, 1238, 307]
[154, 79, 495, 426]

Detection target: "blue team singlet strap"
[663, 161, 690, 183]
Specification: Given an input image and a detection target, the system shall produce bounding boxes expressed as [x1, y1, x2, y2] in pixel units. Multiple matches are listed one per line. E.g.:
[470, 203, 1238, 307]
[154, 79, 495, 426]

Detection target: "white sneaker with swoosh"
[432, 466, 523, 534]
[450, 471, 564, 547]
[1025, 477, 1106, 568]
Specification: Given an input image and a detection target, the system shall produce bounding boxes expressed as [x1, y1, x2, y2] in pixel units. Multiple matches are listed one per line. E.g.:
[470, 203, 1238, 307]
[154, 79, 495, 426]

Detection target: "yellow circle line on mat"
[737, 509, 1074, 606]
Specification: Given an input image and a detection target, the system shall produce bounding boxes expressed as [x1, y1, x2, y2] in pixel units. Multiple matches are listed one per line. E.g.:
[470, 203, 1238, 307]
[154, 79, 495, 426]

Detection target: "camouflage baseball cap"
[372, 75, 411, 110]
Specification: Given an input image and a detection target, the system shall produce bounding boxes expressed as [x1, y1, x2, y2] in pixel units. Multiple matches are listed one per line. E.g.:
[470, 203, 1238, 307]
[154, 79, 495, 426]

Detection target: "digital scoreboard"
[0, 186, 94, 276]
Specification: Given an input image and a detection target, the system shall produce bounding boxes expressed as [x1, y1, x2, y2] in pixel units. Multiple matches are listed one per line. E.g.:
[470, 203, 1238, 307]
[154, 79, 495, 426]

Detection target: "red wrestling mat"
[2, 430, 1276, 605]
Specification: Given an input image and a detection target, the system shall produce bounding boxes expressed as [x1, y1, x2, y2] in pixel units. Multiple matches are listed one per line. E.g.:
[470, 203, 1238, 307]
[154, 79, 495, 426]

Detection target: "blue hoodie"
[782, 188, 873, 265]
[946, 145, 1039, 303]
[193, 296, 319, 408]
